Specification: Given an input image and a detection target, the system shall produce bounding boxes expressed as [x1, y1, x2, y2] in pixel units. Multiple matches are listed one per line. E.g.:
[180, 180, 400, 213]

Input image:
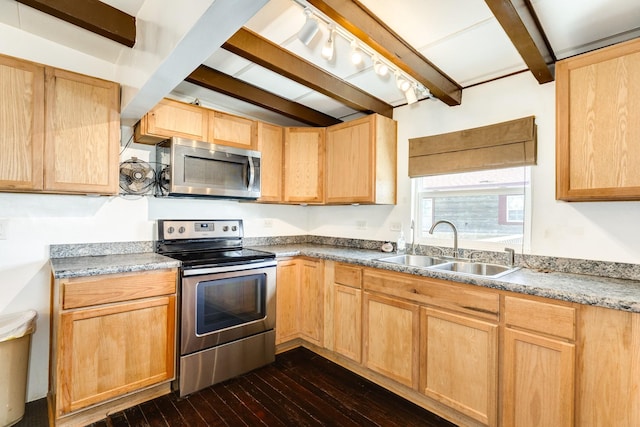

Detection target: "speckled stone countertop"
[250, 243, 640, 313]
[50, 253, 180, 279]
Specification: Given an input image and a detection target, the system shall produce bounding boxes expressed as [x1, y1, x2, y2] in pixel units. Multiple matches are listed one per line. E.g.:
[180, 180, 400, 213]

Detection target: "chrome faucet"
[429, 220, 458, 258]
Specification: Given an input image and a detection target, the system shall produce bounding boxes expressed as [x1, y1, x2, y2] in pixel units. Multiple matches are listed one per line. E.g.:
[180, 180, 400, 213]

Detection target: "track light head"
[404, 85, 418, 104]
[372, 55, 389, 76]
[321, 28, 335, 60]
[298, 8, 319, 46]
[395, 72, 411, 92]
[350, 40, 363, 65]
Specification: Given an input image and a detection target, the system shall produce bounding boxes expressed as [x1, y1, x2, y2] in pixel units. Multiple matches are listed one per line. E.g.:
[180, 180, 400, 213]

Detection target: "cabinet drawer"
[62, 269, 177, 309]
[335, 263, 362, 288]
[504, 296, 575, 340]
[364, 269, 499, 321]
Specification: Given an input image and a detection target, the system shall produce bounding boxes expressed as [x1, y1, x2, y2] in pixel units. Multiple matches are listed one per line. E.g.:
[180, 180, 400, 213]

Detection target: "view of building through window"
[413, 167, 530, 249]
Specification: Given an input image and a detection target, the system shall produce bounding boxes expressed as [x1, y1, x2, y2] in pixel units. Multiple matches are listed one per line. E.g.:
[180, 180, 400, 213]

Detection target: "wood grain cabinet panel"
[556, 37, 640, 200]
[134, 98, 208, 144]
[333, 283, 362, 363]
[209, 110, 257, 149]
[420, 307, 498, 426]
[363, 292, 419, 388]
[44, 67, 120, 194]
[275, 259, 300, 345]
[257, 122, 284, 202]
[325, 114, 397, 205]
[0, 54, 44, 191]
[283, 127, 325, 203]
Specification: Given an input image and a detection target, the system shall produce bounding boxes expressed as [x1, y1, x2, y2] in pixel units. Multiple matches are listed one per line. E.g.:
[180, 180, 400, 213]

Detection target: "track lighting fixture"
[350, 40, 363, 65]
[321, 26, 335, 60]
[298, 8, 319, 46]
[372, 55, 389, 76]
[395, 72, 411, 92]
[404, 85, 418, 104]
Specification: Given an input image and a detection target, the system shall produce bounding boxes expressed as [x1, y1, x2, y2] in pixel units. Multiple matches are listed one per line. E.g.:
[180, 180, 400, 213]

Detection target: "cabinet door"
[135, 98, 208, 143]
[44, 68, 119, 194]
[0, 55, 45, 191]
[56, 296, 175, 415]
[257, 122, 283, 202]
[299, 258, 324, 346]
[333, 284, 362, 362]
[276, 259, 300, 344]
[209, 110, 257, 149]
[363, 292, 419, 388]
[420, 307, 498, 426]
[325, 116, 373, 204]
[503, 328, 575, 427]
[283, 127, 325, 203]
[556, 38, 640, 201]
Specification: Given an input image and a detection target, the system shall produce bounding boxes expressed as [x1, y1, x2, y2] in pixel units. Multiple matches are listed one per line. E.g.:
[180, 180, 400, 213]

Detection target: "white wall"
[386, 72, 640, 263]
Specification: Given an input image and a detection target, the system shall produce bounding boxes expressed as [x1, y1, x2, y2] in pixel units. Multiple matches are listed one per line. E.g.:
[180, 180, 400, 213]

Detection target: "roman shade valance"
[408, 116, 537, 177]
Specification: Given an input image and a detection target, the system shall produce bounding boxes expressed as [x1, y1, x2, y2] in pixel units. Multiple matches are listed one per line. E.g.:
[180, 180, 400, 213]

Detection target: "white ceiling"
[2, 0, 639, 126]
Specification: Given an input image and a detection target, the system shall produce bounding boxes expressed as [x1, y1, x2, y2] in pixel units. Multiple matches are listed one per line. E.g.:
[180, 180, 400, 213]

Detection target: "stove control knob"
[178, 226, 186, 234]
[167, 226, 175, 234]
[231, 226, 237, 232]
[223, 226, 229, 232]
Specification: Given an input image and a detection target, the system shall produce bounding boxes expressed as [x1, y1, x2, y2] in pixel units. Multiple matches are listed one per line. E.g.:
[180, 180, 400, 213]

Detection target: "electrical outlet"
[0, 219, 7, 240]
[390, 222, 402, 232]
[263, 218, 273, 228]
[356, 220, 367, 230]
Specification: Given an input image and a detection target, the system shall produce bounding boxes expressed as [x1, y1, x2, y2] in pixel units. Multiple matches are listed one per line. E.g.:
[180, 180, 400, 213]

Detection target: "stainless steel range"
[156, 219, 276, 397]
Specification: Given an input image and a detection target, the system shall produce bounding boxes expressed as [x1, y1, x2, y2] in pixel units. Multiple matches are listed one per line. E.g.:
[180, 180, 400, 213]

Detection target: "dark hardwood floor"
[19, 347, 457, 426]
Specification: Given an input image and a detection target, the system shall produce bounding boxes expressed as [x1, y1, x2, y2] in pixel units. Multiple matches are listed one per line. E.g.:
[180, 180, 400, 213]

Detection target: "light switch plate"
[356, 220, 367, 230]
[390, 222, 402, 232]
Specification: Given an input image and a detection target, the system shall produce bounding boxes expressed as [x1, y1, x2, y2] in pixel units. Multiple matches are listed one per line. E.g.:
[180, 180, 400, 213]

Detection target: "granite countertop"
[250, 243, 640, 313]
[49, 243, 640, 313]
[50, 252, 181, 279]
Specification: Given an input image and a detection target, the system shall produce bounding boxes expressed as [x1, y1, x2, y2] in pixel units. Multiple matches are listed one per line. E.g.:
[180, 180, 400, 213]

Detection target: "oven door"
[180, 260, 276, 356]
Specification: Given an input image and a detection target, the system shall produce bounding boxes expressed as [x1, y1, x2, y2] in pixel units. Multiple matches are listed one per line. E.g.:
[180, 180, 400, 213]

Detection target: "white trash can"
[0, 310, 37, 427]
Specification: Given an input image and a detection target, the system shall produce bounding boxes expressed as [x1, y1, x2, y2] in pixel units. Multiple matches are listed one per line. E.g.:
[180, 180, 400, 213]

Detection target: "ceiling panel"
[420, 19, 527, 87]
[531, 0, 640, 59]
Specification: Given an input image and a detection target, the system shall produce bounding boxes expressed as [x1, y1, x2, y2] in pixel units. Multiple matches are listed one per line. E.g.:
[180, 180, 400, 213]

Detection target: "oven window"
[184, 155, 246, 190]
[196, 273, 266, 335]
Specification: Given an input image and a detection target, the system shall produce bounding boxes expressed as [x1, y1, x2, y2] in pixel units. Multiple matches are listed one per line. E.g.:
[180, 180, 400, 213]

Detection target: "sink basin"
[376, 254, 445, 268]
[431, 261, 518, 278]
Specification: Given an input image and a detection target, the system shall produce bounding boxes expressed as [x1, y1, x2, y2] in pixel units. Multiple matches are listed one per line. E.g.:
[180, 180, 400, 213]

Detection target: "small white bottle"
[396, 230, 406, 254]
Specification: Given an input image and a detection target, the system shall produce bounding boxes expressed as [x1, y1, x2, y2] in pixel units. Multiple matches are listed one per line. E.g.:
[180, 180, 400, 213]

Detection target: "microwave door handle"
[247, 156, 255, 189]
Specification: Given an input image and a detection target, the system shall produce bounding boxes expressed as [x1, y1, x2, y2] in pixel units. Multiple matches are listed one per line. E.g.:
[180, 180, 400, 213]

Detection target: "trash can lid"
[0, 309, 37, 342]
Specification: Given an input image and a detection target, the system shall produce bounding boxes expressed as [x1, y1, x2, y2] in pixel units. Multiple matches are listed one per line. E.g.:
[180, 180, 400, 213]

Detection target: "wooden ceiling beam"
[222, 27, 393, 118]
[306, 0, 462, 106]
[15, 0, 136, 47]
[186, 66, 342, 127]
[484, 0, 554, 84]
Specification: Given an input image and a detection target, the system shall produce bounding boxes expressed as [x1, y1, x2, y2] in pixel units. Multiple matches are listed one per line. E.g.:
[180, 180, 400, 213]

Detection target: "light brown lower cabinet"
[276, 261, 640, 427]
[363, 291, 419, 388]
[275, 258, 324, 347]
[420, 307, 498, 426]
[49, 269, 177, 426]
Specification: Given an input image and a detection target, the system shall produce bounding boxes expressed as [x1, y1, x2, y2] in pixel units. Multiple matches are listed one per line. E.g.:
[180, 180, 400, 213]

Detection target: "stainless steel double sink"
[375, 254, 519, 278]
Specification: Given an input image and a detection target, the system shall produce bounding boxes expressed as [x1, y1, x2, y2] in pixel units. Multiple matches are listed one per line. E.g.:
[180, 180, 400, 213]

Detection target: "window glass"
[413, 167, 530, 250]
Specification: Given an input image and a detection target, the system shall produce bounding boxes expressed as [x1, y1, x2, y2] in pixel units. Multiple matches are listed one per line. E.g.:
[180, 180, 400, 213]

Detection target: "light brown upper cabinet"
[283, 127, 325, 204]
[134, 98, 208, 144]
[0, 55, 119, 195]
[257, 122, 284, 203]
[44, 68, 120, 195]
[556, 38, 640, 201]
[0, 55, 45, 191]
[208, 110, 257, 150]
[325, 114, 397, 205]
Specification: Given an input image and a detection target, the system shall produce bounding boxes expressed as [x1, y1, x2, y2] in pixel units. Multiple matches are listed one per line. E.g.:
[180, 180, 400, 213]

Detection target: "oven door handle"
[182, 259, 277, 276]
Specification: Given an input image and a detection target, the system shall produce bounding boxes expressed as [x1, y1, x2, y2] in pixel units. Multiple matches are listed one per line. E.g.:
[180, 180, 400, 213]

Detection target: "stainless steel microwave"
[156, 137, 261, 199]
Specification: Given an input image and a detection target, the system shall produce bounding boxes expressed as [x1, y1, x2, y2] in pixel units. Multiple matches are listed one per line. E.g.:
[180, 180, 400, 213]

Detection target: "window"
[413, 167, 530, 250]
